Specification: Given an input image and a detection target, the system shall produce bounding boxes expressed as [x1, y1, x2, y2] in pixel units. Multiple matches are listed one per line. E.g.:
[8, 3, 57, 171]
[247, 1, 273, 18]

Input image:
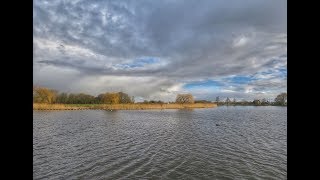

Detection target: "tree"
[157, 100, 164, 104]
[175, 94, 194, 104]
[261, 98, 269, 106]
[225, 97, 231, 105]
[56, 93, 68, 104]
[68, 93, 76, 104]
[96, 94, 105, 104]
[73, 93, 96, 104]
[215, 96, 220, 103]
[118, 92, 132, 103]
[253, 99, 261, 106]
[33, 86, 57, 104]
[241, 100, 248, 105]
[274, 93, 287, 106]
[102, 92, 120, 104]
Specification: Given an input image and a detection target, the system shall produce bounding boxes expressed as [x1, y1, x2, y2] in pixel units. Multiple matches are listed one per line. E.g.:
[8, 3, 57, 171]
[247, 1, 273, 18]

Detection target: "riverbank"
[33, 103, 217, 110]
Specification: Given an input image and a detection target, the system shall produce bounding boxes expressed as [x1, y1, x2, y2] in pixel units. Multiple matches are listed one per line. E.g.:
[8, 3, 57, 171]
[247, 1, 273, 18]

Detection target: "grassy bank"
[33, 103, 217, 110]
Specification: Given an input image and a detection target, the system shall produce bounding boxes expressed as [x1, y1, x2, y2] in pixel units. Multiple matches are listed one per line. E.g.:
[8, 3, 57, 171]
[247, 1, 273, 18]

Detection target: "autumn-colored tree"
[33, 86, 57, 104]
[102, 92, 120, 104]
[33, 86, 138, 104]
[175, 94, 194, 104]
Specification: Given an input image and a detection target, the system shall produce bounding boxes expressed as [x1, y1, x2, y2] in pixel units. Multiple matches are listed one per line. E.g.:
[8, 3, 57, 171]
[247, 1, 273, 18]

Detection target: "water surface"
[33, 106, 287, 179]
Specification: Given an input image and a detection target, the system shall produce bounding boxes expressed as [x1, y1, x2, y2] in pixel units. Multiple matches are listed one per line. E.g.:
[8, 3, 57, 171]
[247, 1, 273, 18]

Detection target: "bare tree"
[226, 97, 231, 105]
[274, 93, 287, 106]
[118, 92, 133, 103]
[175, 94, 195, 104]
[215, 96, 220, 103]
[261, 98, 269, 105]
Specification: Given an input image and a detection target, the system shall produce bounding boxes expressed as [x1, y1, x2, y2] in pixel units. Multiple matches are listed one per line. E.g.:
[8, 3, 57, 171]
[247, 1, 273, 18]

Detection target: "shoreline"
[33, 103, 217, 110]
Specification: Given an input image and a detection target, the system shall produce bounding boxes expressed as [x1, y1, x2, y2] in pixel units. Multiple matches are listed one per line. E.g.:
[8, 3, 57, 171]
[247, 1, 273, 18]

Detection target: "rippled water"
[33, 106, 287, 179]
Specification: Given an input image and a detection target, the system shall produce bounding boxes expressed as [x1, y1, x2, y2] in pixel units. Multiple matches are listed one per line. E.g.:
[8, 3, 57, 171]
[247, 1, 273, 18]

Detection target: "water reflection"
[34, 107, 287, 179]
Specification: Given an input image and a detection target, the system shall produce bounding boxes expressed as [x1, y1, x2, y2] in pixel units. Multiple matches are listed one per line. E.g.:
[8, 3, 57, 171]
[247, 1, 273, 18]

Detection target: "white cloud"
[33, 0, 287, 101]
[233, 36, 248, 47]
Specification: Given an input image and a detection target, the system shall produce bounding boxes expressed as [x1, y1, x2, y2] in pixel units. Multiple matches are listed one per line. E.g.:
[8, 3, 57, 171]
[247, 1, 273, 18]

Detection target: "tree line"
[215, 92, 287, 106]
[33, 87, 198, 105]
[33, 86, 286, 106]
[141, 94, 196, 104]
[33, 86, 134, 104]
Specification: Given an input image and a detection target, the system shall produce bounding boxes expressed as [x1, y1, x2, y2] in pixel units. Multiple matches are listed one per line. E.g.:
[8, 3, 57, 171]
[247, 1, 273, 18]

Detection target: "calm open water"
[33, 106, 287, 180]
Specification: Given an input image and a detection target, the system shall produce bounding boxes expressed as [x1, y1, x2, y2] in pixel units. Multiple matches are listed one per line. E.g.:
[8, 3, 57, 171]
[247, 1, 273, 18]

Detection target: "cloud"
[233, 35, 249, 47]
[33, 0, 287, 101]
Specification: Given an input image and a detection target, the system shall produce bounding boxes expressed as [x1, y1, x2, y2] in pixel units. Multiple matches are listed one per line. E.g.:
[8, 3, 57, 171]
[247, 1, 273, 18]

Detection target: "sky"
[33, 0, 287, 102]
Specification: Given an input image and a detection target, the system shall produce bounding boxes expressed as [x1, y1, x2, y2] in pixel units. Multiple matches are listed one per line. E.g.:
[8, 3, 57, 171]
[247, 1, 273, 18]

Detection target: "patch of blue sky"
[114, 57, 160, 69]
[251, 67, 286, 80]
[278, 68, 287, 74]
[226, 75, 256, 84]
[277, 67, 287, 78]
[134, 57, 159, 64]
[184, 80, 223, 90]
[258, 70, 273, 75]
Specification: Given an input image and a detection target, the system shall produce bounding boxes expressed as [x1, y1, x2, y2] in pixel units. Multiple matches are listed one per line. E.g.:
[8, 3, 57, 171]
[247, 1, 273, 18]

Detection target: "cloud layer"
[33, 0, 287, 101]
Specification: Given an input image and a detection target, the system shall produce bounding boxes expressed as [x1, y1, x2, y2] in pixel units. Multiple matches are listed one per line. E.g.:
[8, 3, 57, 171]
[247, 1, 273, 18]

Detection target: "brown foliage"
[175, 94, 195, 104]
[33, 86, 57, 104]
[102, 92, 120, 104]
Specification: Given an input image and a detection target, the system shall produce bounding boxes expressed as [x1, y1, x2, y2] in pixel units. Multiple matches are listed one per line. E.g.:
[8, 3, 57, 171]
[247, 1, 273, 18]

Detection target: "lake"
[33, 106, 287, 179]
